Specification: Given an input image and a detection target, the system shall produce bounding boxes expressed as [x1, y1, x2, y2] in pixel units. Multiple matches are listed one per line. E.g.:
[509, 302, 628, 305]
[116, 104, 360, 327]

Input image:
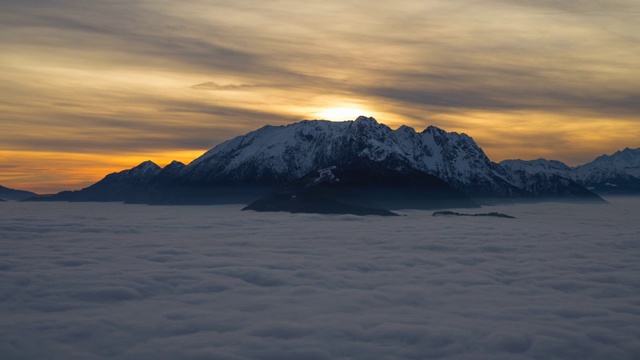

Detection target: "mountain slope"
[499, 159, 603, 200]
[0, 185, 37, 200]
[243, 157, 479, 214]
[500, 159, 572, 177]
[37, 161, 162, 202]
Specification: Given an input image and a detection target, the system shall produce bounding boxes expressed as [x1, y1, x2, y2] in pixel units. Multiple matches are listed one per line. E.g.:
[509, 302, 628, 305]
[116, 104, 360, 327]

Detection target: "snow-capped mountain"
[500, 159, 572, 178]
[31, 116, 626, 205]
[102, 160, 162, 184]
[573, 148, 640, 194]
[181, 116, 521, 196]
[37, 161, 162, 202]
[574, 148, 640, 182]
[499, 159, 601, 199]
[501, 148, 640, 195]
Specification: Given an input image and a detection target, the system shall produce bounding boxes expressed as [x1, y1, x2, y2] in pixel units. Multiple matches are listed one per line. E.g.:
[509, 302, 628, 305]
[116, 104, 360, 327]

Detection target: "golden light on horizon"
[1, 0, 639, 194]
[0, 149, 207, 194]
[314, 107, 370, 122]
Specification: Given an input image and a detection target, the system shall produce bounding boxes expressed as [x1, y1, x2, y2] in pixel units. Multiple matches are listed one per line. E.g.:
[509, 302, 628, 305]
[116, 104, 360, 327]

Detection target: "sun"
[315, 107, 368, 122]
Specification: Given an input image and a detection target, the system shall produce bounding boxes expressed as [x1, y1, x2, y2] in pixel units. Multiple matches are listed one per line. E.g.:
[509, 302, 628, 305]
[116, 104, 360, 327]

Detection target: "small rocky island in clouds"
[25, 116, 640, 215]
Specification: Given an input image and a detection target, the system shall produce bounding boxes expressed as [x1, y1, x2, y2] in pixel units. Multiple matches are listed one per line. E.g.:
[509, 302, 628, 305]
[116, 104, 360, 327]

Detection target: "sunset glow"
[1, 0, 639, 193]
[315, 108, 370, 122]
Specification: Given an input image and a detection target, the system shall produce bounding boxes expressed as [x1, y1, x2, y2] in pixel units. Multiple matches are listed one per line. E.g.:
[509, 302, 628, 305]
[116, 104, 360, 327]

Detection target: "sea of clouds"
[1, 198, 639, 359]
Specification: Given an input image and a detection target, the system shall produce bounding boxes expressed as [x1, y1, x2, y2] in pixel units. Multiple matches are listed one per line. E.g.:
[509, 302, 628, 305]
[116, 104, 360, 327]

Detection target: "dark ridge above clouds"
[0, 185, 37, 200]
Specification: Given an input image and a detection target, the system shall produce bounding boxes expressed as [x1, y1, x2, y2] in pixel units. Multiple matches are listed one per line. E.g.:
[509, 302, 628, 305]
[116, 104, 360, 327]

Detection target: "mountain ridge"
[179, 116, 522, 197]
[500, 147, 640, 195]
[24, 116, 630, 210]
[0, 185, 38, 201]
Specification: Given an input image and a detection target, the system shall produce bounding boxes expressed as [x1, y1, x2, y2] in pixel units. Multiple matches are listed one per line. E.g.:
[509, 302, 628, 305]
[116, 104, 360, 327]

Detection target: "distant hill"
[0, 185, 37, 201]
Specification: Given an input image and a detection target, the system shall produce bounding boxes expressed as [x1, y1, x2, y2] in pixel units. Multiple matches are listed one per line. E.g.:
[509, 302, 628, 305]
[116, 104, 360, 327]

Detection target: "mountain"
[501, 148, 640, 196]
[182, 116, 523, 197]
[243, 157, 479, 215]
[573, 148, 640, 194]
[0, 185, 38, 201]
[156, 160, 186, 182]
[28, 159, 272, 205]
[35, 161, 162, 202]
[500, 159, 572, 177]
[30, 116, 614, 208]
[499, 159, 603, 200]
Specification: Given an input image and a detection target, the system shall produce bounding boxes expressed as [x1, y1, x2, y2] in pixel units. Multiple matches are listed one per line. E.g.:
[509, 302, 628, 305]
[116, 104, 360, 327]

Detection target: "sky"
[2, 199, 640, 359]
[1, 0, 640, 193]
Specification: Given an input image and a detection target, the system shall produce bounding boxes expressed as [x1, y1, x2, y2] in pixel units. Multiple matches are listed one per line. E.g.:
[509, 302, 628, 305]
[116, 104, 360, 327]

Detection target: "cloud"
[1, 199, 640, 359]
[191, 82, 262, 91]
[489, 0, 640, 14]
[1, 0, 640, 192]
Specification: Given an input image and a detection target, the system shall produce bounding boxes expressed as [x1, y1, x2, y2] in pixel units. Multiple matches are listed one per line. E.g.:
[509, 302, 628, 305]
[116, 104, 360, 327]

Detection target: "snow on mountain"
[101, 160, 162, 184]
[31, 117, 635, 203]
[498, 159, 601, 199]
[574, 147, 640, 183]
[183, 116, 520, 196]
[499, 150, 640, 196]
[570, 148, 640, 194]
[500, 159, 572, 178]
[31, 161, 162, 202]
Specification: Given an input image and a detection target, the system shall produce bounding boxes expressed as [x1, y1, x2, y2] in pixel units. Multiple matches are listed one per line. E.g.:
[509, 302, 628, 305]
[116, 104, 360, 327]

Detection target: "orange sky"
[2, 0, 639, 194]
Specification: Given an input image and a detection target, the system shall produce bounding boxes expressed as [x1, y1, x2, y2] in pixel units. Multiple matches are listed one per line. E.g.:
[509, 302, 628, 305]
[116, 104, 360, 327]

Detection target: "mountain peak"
[165, 160, 185, 168]
[128, 161, 161, 177]
[102, 160, 161, 183]
[397, 125, 416, 134]
[133, 160, 160, 170]
[617, 147, 640, 159]
[354, 115, 377, 123]
[574, 146, 640, 187]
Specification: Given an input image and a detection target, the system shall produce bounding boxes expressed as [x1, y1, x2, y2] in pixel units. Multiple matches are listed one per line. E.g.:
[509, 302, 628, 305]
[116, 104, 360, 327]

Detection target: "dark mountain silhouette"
[0, 185, 37, 201]
[243, 157, 478, 215]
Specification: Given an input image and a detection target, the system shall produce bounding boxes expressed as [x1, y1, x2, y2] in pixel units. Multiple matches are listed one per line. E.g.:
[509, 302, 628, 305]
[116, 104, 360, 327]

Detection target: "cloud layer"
[1, 198, 640, 359]
[1, 0, 640, 192]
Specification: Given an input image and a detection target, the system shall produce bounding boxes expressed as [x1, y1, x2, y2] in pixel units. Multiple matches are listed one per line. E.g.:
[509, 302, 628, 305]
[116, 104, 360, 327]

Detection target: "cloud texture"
[1, 0, 640, 192]
[1, 198, 640, 359]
